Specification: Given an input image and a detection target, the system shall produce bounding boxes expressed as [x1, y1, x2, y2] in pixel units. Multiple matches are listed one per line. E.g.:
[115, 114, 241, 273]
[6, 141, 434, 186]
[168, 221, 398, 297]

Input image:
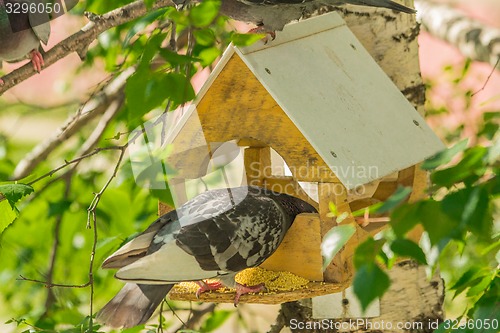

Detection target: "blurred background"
[0, 0, 498, 332]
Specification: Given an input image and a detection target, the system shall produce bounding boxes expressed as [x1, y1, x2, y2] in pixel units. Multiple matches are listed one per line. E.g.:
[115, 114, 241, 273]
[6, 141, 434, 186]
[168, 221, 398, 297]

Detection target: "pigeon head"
[272, 192, 317, 219]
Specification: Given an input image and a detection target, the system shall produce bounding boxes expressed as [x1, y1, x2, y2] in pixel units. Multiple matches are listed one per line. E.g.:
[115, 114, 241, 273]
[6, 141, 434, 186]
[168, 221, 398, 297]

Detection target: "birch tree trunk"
[415, 0, 500, 67]
[276, 261, 444, 333]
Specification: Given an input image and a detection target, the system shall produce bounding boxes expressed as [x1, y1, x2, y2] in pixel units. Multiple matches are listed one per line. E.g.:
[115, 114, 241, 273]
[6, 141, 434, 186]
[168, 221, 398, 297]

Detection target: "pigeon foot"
[30, 50, 45, 73]
[233, 282, 266, 306]
[195, 280, 224, 298]
[0, 78, 4, 86]
[247, 27, 276, 44]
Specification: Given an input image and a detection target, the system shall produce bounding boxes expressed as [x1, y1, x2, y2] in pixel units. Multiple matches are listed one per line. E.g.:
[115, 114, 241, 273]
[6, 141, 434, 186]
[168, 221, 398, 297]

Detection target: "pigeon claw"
[195, 280, 224, 298]
[30, 49, 45, 73]
[233, 282, 266, 307]
[247, 27, 276, 44]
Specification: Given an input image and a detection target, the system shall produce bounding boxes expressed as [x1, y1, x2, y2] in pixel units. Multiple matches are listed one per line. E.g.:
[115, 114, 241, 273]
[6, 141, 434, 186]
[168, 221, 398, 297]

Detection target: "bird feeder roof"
[169, 12, 444, 189]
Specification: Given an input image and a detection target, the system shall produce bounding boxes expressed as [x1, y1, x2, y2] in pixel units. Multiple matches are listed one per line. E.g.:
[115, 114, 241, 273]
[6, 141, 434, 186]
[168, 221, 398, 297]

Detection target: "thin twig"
[86, 146, 126, 331]
[18, 275, 91, 288]
[158, 300, 166, 333]
[472, 55, 500, 97]
[41, 173, 73, 316]
[165, 300, 187, 329]
[0, 146, 124, 205]
[24, 147, 123, 187]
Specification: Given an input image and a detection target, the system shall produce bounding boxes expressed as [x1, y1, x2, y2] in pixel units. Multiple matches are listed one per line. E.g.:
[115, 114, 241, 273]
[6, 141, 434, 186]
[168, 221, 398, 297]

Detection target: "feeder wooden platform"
[168, 281, 350, 305]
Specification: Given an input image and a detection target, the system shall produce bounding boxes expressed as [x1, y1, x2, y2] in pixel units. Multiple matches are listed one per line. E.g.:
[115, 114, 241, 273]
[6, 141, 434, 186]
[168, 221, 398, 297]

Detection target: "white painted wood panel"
[236, 12, 444, 189]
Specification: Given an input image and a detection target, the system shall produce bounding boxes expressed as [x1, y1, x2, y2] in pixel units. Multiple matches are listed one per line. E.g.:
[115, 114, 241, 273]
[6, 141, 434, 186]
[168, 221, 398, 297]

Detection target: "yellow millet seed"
[236, 267, 309, 292]
[173, 268, 309, 295]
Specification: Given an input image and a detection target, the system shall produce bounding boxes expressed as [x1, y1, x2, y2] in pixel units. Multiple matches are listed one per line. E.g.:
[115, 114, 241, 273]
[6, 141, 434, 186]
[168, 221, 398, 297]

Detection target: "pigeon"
[219, 0, 415, 33]
[97, 186, 317, 328]
[0, 0, 50, 85]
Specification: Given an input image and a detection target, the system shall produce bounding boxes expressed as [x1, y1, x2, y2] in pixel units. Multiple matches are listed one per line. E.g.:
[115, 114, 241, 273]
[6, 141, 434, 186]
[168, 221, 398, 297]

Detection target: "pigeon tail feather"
[96, 283, 173, 328]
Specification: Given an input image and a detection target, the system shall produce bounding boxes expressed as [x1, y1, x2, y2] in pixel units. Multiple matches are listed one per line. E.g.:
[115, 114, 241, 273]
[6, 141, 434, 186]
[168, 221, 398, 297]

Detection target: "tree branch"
[0, 0, 176, 95]
[11, 69, 131, 180]
[415, 0, 500, 68]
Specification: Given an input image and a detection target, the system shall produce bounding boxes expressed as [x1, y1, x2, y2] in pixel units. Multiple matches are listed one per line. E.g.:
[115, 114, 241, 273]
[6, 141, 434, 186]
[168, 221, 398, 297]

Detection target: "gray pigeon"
[0, 0, 50, 85]
[97, 186, 317, 328]
[219, 0, 415, 32]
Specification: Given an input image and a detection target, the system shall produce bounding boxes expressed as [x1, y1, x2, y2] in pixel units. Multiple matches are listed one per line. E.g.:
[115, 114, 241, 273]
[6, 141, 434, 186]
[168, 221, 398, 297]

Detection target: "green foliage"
[390, 239, 427, 264]
[0, 183, 34, 210]
[230, 32, 267, 47]
[346, 136, 499, 320]
[353, 262, 391, 310]
[189, 0, 221, 28]
[422, 139, 468, 170]
[199, 310, 233, 332]
[321, 223, 356, 270]
[0, 1, 246, 332]
[2, 1, 497, 332]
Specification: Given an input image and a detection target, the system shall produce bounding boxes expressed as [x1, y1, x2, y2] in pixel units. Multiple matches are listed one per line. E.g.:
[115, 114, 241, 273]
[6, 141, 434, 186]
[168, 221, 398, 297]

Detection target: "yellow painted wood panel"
[260, 213, 323, 281]
[166, 54, 339, 182]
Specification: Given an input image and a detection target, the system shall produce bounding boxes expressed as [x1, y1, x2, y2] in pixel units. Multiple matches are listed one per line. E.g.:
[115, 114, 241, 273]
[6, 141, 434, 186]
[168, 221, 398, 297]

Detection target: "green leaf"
[0, 183, 34, 210]
[440, 186, 491, 239]
[422, 139, 468, 170]
[47, 200, 72, 218]
[376, 186, 412, 214]
[126, 71, 194, 123]
[163, 72, 196, 105]
[159, 49, 199, 66]
[197, 46, 222, 67]
[353, 263, 390, 311]
[352, 202, 383, 217]
[230, 33, 265, 47]
[125, 70, 166, 122]
[122, 325, 146, 333]
[450, 266, 485, 298]
[462, 187, 491, 237]
[150, 188, 174, 207]
[328, 201, 338, 216]
[486, 136, 500, 164]
[336, 212, 349, 223]
[321, 224, 356, 270]
[431, 146, 488, 188]
[0, 200, 17, 235]
[189, 0, 221, 27]
[466, 275, 493, 298]
[390, 203, 420, 237]
[144, 0, 155, 8]
[471, 281, 500, 333]
[138, 32, 167, 69]
[200, 310, 233, 332]
[478, 122, 499, 140]
[193, 29, 216, 46]
[390, 239, 427, 264]
[354, 237, 386, 268]
[419, 200, 459, 246]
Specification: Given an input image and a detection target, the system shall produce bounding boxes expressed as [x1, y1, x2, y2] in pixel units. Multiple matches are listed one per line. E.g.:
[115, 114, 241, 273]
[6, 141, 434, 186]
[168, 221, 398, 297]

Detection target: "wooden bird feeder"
[156, 12, 444, 304]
